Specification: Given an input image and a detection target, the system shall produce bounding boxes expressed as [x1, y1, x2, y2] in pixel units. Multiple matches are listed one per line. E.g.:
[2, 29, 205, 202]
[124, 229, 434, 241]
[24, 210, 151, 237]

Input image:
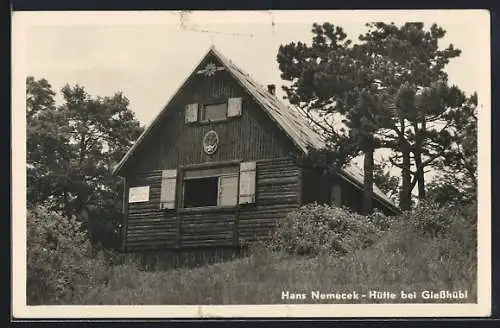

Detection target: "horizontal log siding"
[126, 171, 177, 251]
[238, 157, 301, 243]
[124, 157, 301, 251]
[180, 211, 234, 247]
[160, 158, 300, 249]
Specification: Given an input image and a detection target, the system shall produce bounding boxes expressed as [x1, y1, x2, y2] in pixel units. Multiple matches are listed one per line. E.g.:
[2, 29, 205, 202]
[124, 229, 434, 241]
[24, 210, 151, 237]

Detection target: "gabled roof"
[113, 46, 399, 212]
[211, 47, 325, 154]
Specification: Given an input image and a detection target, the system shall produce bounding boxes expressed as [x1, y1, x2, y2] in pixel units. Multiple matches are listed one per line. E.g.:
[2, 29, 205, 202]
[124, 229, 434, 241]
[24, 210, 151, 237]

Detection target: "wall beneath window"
[123, 157, 302, 252]
[238, 157, 301, 244]
[125, 170, 177, 251]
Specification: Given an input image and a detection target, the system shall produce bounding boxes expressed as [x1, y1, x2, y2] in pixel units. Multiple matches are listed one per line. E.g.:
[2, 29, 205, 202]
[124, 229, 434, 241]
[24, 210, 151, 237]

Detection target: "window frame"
[182, 176, 220, 208]
[198, 100, 228, 123]
[180, 164, 240, 211]
[185, 97, 242, 125]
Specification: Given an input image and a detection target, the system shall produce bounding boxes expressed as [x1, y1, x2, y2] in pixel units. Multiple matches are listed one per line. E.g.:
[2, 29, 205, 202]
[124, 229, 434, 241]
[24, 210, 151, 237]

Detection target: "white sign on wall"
[128, 186, 150, 203]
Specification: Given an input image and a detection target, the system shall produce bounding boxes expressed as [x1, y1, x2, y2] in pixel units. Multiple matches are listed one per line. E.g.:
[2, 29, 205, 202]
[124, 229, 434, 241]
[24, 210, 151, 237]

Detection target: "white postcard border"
[12, 9, 492, 318]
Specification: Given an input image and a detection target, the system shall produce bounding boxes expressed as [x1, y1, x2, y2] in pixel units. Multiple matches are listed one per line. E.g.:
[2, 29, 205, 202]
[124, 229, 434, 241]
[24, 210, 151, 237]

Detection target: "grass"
[78, 225, 476, 305]
[28, 203, 477, 305]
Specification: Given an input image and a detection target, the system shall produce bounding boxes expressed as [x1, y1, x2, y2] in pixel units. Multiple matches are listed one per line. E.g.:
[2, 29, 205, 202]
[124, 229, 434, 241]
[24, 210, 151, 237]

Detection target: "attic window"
[201, 102, 227, 122]
[185, 97, 242, 124]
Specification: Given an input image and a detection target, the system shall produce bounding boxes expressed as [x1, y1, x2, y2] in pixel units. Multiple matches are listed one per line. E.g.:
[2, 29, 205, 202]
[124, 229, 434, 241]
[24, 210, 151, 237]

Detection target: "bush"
[88, 203, 124, 251]
[268, 203, 382, 256]
[366, 209, 394, 231]
[26, 201, 477, 305]
[404, 200, 453, 237]
[27, 206, 111, 304]
[404, 200, 477, 239]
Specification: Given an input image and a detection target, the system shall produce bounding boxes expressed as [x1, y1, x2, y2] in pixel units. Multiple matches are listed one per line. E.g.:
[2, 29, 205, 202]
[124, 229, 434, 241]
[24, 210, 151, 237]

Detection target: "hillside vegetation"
[27, 202, 477, 305]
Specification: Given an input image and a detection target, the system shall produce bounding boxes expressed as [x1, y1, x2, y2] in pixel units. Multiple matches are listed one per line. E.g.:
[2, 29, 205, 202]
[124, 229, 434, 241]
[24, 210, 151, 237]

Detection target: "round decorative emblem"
[203, 63, 217, 76]
[203, 130, 219, 155]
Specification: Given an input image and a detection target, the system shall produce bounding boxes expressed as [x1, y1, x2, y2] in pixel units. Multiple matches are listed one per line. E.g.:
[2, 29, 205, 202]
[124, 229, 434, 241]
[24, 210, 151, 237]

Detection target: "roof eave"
[337, 170, 401, 215]
[210, 47, 311, 156]
[111, 46, 216, 177]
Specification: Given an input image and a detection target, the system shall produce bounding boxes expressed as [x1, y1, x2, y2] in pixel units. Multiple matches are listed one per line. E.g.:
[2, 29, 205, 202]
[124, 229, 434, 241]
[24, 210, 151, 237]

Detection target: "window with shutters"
[185, 97, 242, 124]
[200, 102, 227, 122]
[181, 165, 241, 209]
[183, 177, 219, 207]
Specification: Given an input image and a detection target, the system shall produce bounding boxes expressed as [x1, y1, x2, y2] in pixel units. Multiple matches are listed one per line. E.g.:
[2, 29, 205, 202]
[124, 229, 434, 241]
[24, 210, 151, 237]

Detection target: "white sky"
[17, 10, 491, 183]
[23, 10, 488, 126]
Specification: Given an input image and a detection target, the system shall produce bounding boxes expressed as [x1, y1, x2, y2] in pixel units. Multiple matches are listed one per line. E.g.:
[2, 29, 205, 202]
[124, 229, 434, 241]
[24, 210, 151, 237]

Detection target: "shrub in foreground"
[404, 200, 477, 240]
[80, 206, 477, 305]
[27, 206, 111, 304]
[27, 201, 477, 305]
[268, 203, 383, 256]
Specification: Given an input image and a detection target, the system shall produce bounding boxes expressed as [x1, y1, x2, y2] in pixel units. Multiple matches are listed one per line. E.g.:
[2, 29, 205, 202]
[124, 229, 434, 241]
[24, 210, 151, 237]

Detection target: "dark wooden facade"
[126, 58, 296, 174]
[124, 158, 300, 252]
[120, 53, 302, 253]
[301, 168, 395, 215]
[113, 48, 399, 262]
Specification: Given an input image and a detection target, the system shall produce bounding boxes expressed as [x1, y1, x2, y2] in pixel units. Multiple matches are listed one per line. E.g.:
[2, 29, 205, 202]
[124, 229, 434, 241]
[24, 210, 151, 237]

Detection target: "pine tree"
[277, 22, 472, 211]
[278, 23, 394, 214]
[357, 22, 467, 208]
[26, 77, 144, 248]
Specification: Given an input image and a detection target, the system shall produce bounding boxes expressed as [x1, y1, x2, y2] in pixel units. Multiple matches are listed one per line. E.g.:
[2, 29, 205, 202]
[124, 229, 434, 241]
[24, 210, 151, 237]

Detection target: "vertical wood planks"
[127, 69, 297, 174]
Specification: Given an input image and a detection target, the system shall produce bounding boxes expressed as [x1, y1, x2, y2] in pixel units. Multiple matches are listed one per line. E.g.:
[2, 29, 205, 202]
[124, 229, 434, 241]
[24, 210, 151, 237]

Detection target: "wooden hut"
[112, 47, 399, 263]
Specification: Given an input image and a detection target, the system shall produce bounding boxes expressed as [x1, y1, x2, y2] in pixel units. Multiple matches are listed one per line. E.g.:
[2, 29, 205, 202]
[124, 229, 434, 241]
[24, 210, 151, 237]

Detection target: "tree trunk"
[414, 150, 426, 199]
[413, 121, 426, 199]
[362, 143, 374, 215]
[398, 116, 412, 211]
[400, 142, 412, 211]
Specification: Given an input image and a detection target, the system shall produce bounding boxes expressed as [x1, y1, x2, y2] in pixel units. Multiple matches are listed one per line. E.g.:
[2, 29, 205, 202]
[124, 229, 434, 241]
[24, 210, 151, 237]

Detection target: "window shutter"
[219, 173, 239, 207]
[239, 161, 256, 204]
[185, 103, 199, 123]
[227, 97, 242, 118]
[160, 169, 177, 209]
